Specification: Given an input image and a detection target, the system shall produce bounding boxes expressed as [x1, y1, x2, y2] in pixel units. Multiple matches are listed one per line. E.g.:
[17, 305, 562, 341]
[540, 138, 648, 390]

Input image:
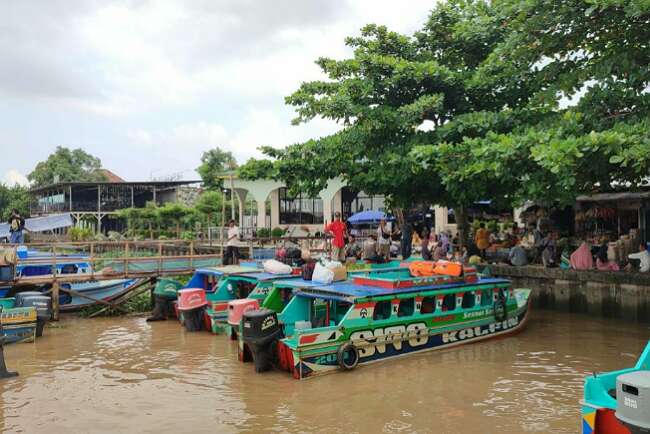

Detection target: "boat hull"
[59, 279, 140, 311]
[283, 299, 530, 380]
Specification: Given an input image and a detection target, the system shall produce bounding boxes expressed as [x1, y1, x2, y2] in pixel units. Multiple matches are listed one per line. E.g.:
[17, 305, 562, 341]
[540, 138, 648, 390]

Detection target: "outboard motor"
[177, 288, 208, 332]
[242, 309, 282, 373]
[616, 371, 650, 433]
[147, 279, 181, 322]
[18, 295, 52, 337]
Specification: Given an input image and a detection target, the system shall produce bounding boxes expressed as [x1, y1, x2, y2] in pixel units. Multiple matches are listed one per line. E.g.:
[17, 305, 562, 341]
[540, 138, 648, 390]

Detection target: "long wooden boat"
[239, 273, 531, 379]
[0, 302, 37, 344]
[58, 279, 141, 311]
[581, 340, 650, 434]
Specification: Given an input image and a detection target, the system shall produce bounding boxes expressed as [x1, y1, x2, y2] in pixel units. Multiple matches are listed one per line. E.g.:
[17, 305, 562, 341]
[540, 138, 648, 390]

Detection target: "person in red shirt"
[326, 212, 347, 261]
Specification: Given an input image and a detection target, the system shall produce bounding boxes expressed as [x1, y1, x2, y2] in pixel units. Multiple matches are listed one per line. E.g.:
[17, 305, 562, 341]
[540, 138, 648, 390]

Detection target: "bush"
[256, 228, 271, 238]
[180, 231, 196, 240]
[70, 226, 93, 241]
[271, 227, 285, 238]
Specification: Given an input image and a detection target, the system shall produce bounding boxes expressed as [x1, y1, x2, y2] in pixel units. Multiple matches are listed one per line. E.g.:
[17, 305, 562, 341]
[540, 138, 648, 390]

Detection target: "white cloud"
[2, 170, 29, 187]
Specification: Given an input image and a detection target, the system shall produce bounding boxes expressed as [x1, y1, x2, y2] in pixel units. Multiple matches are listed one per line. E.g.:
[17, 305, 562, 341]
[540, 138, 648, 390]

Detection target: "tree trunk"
[176, 222, 181, 238]
[456, 205, 468, 248]
[148, 222, 153, 240]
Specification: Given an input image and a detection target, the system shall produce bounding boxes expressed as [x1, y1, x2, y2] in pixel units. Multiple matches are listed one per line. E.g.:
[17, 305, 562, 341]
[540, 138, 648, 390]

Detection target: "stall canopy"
[576, 191, 650, 201]
[0, 213, 74, 238]
[347, 210, 394, 225]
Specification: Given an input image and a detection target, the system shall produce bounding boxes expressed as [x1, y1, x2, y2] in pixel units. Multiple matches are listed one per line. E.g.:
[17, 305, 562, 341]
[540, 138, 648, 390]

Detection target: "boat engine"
[241, 309, 282, 373]
[17, 295, 52, 337]
[616, 371, 650, 434]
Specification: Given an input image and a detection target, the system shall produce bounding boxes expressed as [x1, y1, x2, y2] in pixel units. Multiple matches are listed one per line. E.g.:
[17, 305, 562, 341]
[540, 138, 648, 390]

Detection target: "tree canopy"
[0, 184, 30, 220]
[28, 146, 107, 187]
[251, 0, 649, 224]
[197, 147, 238, 190]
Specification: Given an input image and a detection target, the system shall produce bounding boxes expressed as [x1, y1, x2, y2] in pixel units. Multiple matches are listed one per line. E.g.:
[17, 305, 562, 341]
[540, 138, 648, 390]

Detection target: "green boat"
[239, 273, 531, 379]
[0, 298, 37, 344]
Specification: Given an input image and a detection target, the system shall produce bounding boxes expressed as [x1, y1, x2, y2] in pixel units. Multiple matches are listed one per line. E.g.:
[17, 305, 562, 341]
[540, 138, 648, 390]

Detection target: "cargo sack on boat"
[263, 259, 292, 275]
[301, 262, 316, 280]
[312, 263, 334, 284]
[433, 261, 463, 277]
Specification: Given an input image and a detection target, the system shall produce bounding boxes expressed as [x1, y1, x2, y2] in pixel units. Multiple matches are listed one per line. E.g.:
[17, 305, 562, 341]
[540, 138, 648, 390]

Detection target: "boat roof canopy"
[231, 272, 299, 282]
[195, 265, 260, 276]
[275, 277, 511, 301]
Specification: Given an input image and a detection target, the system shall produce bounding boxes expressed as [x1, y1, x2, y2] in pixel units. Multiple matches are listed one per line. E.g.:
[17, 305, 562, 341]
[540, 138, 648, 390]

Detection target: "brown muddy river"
[1, 310, 648, 434]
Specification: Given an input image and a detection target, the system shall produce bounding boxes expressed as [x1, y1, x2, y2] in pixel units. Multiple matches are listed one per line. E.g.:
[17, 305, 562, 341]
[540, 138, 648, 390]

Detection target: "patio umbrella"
[347, 210, 393, 225]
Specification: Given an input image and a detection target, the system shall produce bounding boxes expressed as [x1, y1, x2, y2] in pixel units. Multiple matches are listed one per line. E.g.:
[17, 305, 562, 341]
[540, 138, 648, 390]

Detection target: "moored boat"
[581, 340, 650, 434]
[58, 279, 141, 312]
[239, 267, 531, 379]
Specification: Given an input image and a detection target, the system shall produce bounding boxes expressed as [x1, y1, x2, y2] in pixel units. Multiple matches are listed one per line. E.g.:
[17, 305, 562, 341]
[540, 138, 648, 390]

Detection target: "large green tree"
[0, 184, 30, 220]
[197, 148, 238, 190]
[28, 146, 107, 187]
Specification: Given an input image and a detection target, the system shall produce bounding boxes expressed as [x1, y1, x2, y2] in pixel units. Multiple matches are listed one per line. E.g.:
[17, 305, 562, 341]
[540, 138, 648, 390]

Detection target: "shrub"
[70, 226, 93, 241]
[271, 227, 285, 238]
[256, 228, 271, 238]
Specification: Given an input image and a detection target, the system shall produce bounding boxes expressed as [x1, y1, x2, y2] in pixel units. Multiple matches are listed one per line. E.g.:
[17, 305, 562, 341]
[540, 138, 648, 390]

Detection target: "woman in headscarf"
[569, 242, 594, 270]
[596, 243, 619, 271]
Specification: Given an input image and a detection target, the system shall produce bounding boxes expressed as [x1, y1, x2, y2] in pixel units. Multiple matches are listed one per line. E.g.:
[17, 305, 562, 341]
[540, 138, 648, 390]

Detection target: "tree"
[0, 184, 30, 220]
[195, 191, 222, 229]
[236, 158, 277, 180]
[156, 203, 190, 238]
[140, 201, 159, 239]
[28, 146, 107, 187]
[116, 207, 143, 238]
[197, 148, 238, 190]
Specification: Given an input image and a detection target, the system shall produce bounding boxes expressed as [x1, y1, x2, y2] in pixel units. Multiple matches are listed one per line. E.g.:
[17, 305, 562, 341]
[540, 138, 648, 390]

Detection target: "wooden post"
[52, 280, 60, 321]
[158, 242, 163, 274]
[124, 241, 130, 277]
[189, 241, 194, 270]
[90, 242, 95, 279]
[52, 244, 57, 278]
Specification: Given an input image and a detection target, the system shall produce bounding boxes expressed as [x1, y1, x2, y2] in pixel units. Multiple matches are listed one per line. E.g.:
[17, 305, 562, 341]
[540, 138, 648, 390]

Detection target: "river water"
[1, 310, 648, 434]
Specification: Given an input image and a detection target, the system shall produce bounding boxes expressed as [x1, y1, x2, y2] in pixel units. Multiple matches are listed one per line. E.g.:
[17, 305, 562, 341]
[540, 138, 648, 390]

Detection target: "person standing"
[225, 219, 240, 265]
[400, 220, 413, 260]
[377, 218, 391, 259]
[8, 209, 25, 244]
[326, 212, 347, 261]
[420, 229, 432, 260]
[474, 223, 490, 258]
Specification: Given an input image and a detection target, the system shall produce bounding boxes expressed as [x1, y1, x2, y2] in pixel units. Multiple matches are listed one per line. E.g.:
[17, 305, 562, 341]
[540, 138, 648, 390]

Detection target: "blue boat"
[58, 279, 141, 312]
[581, 340, 650, 434]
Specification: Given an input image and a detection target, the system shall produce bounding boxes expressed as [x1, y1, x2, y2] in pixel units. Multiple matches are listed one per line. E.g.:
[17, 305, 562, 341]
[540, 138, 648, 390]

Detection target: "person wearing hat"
[8, 209, 25, 244]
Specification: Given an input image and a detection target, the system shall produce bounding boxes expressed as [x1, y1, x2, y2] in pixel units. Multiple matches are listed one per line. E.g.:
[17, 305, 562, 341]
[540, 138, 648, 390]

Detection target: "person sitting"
[627, 243, 650, 272]
[569, 241, 594, 270]
[345, 234, 362, 259]
[540, 233, 557, 268]
[362, 234, 379, 261]
[474, 223, 490, 257]
[421, 229, 432, 261]
[595, 244, 619, 271]
[508, 244, 528, 267]
[432, 241, 444, 261]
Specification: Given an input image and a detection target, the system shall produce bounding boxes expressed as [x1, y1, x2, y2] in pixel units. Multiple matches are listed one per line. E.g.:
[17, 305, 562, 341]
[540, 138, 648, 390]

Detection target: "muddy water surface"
[1, 311, 648, 434]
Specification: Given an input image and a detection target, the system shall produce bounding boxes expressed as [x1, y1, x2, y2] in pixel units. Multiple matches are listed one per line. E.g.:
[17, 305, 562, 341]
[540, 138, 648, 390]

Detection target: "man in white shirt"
[628, 243, 650, 272]
[225, 220, 240, 265]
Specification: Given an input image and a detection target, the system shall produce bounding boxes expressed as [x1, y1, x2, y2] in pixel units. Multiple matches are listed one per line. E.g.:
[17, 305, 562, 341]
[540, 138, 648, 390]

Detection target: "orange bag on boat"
[408, 261, 436, 277]
[433, 260, 463, 277]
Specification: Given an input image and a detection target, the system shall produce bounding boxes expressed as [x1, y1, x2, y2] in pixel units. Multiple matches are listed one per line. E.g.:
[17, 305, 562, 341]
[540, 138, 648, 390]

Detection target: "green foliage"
[256, 227, 271, 238]
[180, 231, 196, 241]
[69, 226, 94, 241]
[197, 147, 237, 190]
[0, 184, 29, 220]
[156, 203, 190, 237]
[237, 158, 278, 180]
[28, 146, 107, 187]
[271, 227, 285, 238]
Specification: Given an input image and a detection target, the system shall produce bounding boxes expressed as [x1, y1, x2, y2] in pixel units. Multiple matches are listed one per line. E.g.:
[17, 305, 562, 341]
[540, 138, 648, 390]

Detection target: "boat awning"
[195, 265, 261, 276]
[0, 213, 74, 238]
[231, 272, 299, 281]
[576, 191, 650, 202]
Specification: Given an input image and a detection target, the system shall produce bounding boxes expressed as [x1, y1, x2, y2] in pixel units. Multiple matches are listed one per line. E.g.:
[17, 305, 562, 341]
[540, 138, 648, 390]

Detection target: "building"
[224, 176, 386, 232]
[29, 179, 201, 233]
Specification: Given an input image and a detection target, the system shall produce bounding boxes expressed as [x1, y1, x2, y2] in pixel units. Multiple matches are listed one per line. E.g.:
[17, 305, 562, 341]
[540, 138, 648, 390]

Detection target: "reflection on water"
[1, 311, 648, 433]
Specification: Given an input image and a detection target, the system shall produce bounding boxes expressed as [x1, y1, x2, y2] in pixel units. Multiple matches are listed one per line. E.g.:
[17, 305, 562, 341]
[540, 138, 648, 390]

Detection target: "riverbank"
[2, 311, 649, 433]
[487, 264, 650, 322]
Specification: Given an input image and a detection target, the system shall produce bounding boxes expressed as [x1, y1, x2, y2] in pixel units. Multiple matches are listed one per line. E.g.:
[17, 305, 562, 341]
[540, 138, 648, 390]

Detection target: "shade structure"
[347, 210, 393, 225]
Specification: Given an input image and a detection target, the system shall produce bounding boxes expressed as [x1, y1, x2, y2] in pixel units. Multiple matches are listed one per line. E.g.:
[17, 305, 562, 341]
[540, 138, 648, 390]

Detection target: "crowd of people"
[325, 213, 650, 274]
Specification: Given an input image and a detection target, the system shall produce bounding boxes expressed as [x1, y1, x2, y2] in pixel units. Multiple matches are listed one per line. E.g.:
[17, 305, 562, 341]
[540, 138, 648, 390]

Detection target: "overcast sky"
[0, 0, 434, 186]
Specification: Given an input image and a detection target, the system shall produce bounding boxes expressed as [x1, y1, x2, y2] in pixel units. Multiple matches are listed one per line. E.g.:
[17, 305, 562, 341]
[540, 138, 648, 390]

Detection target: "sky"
[0, 0, 435, 186]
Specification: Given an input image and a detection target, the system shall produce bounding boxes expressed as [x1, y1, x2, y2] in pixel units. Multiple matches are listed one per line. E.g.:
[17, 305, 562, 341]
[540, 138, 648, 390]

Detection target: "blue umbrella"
[347, 210, 394, 225]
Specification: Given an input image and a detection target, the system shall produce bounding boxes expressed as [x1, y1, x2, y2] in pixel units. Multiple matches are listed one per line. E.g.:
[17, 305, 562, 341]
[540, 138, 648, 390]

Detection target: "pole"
[221, 190, 226, 261]
[230, 176, 235, 221]
[52, 281, 60, 321]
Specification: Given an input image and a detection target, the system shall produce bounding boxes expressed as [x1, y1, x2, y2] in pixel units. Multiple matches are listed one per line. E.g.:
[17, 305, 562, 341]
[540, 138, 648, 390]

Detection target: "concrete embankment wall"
[487, 265, 650, 323]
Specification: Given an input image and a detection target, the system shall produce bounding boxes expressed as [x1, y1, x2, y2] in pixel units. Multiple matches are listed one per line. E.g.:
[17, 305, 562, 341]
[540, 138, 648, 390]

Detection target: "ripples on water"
[1, 311, 648, 434]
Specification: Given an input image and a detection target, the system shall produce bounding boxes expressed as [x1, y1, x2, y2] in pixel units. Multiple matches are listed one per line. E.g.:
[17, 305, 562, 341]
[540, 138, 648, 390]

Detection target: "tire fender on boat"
[337, 343, 359, 370]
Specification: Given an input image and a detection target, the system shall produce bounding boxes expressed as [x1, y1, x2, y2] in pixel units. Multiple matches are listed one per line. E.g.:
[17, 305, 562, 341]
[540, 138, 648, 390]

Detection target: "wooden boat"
[0, 300, 37, 344]
[581, 340, 650, 434]
[58, 279, 141, 312]
[239, 269, 531, 379]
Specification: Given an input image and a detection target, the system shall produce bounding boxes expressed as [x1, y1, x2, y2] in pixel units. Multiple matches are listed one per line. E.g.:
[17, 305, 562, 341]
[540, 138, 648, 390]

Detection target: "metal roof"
[274, 277, 511, 300]
[29, 180, 201, 193]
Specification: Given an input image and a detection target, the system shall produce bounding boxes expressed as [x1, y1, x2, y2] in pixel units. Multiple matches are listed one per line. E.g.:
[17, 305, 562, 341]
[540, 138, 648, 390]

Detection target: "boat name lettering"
[442, 317, 519, 344]
[350, 322, 428, 358]
[462, 309, 489, 319]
